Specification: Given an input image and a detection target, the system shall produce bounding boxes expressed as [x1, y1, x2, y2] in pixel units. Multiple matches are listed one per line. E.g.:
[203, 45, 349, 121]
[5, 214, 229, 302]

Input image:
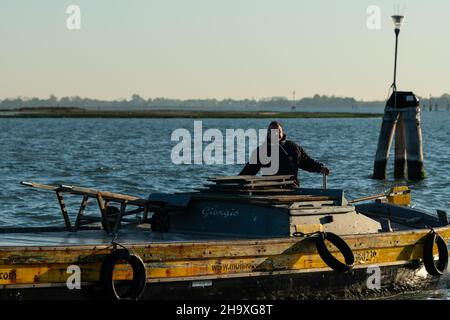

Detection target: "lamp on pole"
[391, 15, 405, 107]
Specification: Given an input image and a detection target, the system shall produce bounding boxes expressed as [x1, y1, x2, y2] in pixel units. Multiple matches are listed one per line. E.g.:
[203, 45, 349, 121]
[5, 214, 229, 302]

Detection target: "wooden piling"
[403, 108, 425, 180]
[373, 110, 399, 179]
[394, 114, 406, 179]
[373, 91, 424, 180]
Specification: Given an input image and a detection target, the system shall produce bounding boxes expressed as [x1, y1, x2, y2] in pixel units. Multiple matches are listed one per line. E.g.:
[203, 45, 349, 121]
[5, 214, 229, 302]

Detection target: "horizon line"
[1, 92, 450, 104]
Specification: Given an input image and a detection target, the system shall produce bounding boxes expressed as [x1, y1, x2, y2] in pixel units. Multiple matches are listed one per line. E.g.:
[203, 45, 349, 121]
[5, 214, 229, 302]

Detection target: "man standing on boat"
[239, 121, 330, 187]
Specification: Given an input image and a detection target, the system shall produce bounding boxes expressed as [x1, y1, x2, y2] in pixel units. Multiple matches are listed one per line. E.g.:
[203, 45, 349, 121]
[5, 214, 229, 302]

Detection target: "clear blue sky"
[0, 0, 449, 101]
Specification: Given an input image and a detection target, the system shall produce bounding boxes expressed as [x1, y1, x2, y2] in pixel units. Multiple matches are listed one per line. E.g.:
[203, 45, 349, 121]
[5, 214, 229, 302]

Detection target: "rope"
[110, 232, 129, 253]
[292, 231, 322, 238]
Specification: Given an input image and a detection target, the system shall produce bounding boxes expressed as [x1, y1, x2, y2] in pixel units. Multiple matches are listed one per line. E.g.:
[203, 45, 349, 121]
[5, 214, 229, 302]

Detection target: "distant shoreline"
[0, 110, 382, 119]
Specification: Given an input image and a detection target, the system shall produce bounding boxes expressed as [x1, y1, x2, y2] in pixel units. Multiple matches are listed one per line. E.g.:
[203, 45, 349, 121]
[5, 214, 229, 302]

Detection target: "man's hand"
[321, 167, 331, 175]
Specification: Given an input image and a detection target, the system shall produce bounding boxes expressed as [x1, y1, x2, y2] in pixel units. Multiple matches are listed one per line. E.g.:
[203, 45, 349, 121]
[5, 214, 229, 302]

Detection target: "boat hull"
[0, 262, 445, 300]
[0, 226, 449, 300]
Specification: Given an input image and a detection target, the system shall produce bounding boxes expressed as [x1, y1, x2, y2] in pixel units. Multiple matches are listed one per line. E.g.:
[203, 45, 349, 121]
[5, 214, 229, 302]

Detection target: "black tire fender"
[423, 231, 448, 276]
[315, 232, 355, 273]
[100, 249, 147, 300]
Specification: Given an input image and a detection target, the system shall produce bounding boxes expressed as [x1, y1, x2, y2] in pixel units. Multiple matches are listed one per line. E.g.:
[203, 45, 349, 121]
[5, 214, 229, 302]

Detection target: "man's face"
[268, 125, 283, 141]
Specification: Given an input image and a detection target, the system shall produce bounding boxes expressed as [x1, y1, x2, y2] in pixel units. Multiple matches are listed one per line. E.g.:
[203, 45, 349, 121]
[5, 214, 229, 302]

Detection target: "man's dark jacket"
[239, 140, 324, 186]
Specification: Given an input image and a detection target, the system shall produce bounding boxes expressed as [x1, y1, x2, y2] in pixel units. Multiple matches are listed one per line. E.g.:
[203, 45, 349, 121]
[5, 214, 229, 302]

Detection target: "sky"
[0, 0, 449, 101]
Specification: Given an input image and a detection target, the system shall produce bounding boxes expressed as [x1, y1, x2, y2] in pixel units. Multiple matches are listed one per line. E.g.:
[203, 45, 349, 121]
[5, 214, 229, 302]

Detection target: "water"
[0, 112, 449, 298]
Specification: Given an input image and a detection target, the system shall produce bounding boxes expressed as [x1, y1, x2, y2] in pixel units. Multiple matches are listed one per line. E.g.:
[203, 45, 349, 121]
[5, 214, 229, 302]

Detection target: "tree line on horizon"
[1, 93, 449, 110]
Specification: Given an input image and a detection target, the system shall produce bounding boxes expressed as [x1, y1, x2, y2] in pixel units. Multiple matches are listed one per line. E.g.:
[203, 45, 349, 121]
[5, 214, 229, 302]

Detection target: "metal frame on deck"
[20, 182, 158, 234]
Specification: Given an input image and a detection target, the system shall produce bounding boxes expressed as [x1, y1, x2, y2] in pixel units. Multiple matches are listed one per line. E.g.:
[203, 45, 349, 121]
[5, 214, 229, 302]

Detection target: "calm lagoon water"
[0, 111, 449, 299]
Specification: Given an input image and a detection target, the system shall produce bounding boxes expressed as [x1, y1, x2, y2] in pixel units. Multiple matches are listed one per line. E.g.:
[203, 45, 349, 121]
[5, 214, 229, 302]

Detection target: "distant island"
[0, 107, 381, 119]
[1, 94, 450, 114]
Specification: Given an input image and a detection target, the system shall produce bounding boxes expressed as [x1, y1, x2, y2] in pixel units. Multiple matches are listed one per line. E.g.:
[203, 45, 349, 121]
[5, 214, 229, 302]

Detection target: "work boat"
[0, 175, 449, 300]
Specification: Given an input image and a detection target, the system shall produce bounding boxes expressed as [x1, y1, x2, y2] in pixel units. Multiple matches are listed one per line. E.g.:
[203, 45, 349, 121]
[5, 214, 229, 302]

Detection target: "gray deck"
[0, 226, 242, 247]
